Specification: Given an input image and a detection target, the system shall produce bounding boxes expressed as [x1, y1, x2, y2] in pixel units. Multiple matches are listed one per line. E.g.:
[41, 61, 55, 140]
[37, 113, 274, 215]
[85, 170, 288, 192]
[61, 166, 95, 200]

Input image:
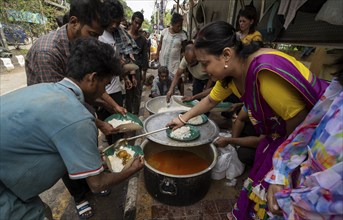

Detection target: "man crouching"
[0, 38, 144, 220]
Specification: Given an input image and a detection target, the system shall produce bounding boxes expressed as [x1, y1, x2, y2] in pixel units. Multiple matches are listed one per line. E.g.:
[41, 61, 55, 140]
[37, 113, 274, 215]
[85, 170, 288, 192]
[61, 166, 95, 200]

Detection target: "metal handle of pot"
[103, 126, 171, 153]
[159, 178, 177, 196]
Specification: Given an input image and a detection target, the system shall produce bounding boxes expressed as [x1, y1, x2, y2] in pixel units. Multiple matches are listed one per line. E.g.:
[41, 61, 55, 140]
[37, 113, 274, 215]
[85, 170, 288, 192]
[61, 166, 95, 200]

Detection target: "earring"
[224, 65, 228, 68]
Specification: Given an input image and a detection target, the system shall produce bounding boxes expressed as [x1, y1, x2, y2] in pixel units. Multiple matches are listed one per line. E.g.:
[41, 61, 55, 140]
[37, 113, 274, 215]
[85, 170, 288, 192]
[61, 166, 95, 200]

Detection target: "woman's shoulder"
[252, 30, 262, 36]
[247, 48, 275, 63]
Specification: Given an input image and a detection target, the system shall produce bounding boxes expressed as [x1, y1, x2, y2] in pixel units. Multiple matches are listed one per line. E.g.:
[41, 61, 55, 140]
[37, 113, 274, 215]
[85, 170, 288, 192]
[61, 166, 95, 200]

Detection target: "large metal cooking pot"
[142, 139, 218, 206]
[145, 95, 190, 114]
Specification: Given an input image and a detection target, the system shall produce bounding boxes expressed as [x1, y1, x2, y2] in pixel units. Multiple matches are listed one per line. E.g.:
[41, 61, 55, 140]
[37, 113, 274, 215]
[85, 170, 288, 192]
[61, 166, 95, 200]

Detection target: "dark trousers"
[177, 77, 184, 96]
[192, 78, 208, 98]
[62, 174, 90, 203]
[125, 70, 142, 115]
[237, 121, 257, 166]
[221, 94, 242, 119]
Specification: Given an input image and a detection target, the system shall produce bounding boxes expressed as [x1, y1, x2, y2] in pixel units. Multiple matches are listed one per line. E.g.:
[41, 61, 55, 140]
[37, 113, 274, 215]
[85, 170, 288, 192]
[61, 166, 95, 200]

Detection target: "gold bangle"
[178, 114, 187, 124]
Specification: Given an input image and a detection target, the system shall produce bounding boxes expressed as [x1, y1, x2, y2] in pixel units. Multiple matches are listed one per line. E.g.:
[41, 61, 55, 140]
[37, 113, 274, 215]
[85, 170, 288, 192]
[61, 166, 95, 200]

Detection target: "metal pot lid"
[143, 111, 219, 147]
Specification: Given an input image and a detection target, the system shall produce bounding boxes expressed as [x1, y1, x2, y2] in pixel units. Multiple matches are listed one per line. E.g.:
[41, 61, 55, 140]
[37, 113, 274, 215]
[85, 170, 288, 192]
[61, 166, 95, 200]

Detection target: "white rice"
[187, 115, 203, 125]
[108, 147, 135, 172]
[170, 126, 191, 139]
[108, 118, 136, 127]
[158, 106, 190, 113]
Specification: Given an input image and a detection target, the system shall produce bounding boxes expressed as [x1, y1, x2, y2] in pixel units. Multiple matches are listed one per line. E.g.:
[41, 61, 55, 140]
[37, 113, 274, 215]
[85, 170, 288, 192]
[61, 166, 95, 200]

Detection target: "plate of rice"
[104, 145, 143, 173]
[166, 125, 200, 142]
[186, 114, 208, 126]
[173, 96, 199, 107]
[157, 106, 190, 113]
[105, 112, 143, 133]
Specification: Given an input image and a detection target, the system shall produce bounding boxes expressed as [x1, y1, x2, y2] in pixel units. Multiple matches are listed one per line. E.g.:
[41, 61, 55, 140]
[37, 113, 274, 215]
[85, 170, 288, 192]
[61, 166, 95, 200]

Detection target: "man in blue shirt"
[0, 38, 144, 220]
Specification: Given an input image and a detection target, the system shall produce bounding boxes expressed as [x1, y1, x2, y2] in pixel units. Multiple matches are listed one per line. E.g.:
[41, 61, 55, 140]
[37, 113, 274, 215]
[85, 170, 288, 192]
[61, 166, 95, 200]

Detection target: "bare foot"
[227, 212, 234, 220]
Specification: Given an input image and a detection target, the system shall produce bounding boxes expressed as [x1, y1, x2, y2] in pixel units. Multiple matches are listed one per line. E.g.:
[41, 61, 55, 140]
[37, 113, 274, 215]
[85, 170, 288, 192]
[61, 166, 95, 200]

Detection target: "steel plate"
[145, 95, 190, 114]
[143, 111, 219, 147]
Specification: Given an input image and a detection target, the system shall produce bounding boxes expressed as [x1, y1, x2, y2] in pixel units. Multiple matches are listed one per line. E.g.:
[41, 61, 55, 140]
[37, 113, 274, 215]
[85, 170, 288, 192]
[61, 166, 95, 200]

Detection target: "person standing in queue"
[156, 12, 188, 95]
[98, 0, 131, 146]
[127, 11, 149, 115]
[0, 38, 144, 220]
[167, 21, 328, 220]
[24, 0, 126, 218]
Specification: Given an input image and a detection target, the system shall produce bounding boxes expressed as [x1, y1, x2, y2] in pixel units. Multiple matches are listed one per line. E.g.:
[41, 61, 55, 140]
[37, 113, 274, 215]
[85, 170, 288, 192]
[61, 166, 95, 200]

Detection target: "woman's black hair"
[195, 21, 262, 87]
[171, 13, 183, 25]
[238, 6, 258, 34]
[67, 38, 121, 81]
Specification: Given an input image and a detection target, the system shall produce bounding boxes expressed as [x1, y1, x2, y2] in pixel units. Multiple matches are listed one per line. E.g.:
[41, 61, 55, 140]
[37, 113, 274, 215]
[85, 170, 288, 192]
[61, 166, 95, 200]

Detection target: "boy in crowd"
[150, 66, 176, 98]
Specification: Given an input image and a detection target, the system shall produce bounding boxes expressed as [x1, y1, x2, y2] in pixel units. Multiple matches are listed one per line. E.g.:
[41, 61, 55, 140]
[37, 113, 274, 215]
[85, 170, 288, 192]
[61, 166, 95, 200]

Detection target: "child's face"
[159, 72, 168, 82]
[171, 21, 183, 33]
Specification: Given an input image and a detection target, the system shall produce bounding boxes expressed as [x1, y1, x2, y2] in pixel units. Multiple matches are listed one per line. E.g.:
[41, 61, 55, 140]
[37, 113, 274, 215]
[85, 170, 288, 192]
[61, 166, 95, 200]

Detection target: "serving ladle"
[102, 126, 170, 153]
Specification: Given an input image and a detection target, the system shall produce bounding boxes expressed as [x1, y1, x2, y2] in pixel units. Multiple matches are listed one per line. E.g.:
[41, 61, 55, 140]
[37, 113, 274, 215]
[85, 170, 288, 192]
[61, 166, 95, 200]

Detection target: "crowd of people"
[0, 0, 342, 220]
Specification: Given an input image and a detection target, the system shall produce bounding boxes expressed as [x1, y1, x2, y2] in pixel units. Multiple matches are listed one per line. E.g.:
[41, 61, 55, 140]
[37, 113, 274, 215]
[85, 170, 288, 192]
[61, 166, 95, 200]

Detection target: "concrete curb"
[123, 78, 154, 219]
[0, 54, 25, 72]
[124, 176, 138, 220]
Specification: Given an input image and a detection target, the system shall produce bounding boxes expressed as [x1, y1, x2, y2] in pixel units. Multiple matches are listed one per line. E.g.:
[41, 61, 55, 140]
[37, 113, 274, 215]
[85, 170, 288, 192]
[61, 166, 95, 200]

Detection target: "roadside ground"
[1, 64, 245, 220]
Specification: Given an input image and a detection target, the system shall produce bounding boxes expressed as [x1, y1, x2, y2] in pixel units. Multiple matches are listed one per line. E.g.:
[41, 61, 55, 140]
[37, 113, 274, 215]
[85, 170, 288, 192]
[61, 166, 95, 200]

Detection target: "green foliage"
[118, 0, 151, 33]
[164, 9, 171, 27]
[119, 0, 133, 20]
[142, 19, 150, 31]
[1, 0, 66, 48]
[0, 0, 153, 46]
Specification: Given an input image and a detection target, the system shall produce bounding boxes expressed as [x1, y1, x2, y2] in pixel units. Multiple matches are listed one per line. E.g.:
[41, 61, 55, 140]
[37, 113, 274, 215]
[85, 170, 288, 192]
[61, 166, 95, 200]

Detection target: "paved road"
[0, 66, 27, 95]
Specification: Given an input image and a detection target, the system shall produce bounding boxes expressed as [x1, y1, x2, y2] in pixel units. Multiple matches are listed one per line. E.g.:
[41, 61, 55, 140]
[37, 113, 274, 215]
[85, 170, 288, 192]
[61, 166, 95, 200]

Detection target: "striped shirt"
[25, 24, 70, 85]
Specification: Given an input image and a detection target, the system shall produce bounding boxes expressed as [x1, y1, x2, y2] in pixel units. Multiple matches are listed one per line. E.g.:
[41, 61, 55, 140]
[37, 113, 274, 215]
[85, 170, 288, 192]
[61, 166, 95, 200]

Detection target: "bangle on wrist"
[178, 114, 187, 124]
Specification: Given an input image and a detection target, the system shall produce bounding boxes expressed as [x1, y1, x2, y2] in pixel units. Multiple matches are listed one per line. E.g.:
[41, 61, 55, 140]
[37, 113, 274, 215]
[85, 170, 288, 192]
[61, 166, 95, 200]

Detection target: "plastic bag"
[211, 139, 245, 185]
[149, 60, 160, 69]
[315, 0, 343, 26]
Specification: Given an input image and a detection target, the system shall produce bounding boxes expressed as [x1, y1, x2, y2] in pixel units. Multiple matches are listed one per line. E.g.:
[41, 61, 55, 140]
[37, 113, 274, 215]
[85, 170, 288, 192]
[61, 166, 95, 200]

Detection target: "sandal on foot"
[76, 201, 93, 219]
[94, 189, 111, 197]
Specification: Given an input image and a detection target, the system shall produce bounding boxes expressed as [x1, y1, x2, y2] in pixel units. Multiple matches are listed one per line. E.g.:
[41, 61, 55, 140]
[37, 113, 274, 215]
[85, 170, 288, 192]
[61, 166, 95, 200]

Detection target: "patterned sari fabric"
[232, 53, 328, 220]
[265, 79, 343, 219]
